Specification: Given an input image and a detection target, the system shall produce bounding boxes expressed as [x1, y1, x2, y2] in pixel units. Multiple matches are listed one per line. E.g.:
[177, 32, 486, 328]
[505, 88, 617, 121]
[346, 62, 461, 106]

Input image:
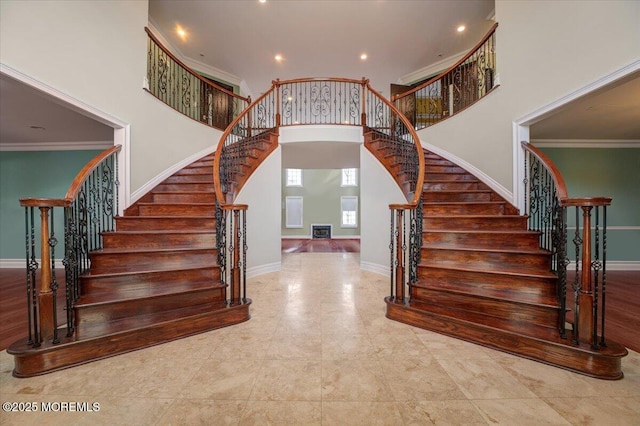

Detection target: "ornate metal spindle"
[601, 206, 607, 347]
[49, 209, 59, 344]
[389, 208, 395, 299]
[242, 209, 247, 303]
[24, 207, 34, 345]
[29, 207, 40, 347]
[557, 205, 568, 338]
[592, 206, 601, 349]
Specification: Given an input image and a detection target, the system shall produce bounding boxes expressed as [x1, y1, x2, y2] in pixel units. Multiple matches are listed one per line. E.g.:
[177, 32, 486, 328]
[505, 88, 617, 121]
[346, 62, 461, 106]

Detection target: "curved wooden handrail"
[145, 27, 250, 104]
[521, 141, 569, 201]
[367, 82, 425, 207]
[275, 76, 368, 86]
[561, 197, 612, 207]
[19, 145, 122, 209]
[213, 84, 277, 205]
[393, 23, 499, 101]
[66, 145, 122, 201]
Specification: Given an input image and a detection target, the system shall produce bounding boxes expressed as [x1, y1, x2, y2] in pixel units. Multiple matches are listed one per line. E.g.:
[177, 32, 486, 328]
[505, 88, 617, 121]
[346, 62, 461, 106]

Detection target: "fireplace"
[311, 224, 332, 239]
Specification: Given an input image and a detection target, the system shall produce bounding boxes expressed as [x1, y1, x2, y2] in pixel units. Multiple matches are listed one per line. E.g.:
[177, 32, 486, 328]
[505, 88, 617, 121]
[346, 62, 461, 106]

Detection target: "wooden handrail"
[367, 82, 425, 207]
[521, 141, 569, 201]
[145, 27, 250, 104]
[275, 77, 368, 86]
[393, 23, 499, 101]
[19, 145, 122, 209]
[213, 85, 277, 205]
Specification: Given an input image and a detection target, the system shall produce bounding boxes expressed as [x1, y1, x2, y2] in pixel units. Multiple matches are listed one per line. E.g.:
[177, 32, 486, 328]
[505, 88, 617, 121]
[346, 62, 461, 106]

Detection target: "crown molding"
[531, 139, 640, 148]
[0, 141, 113, 151]
[397, 50, 467, 86]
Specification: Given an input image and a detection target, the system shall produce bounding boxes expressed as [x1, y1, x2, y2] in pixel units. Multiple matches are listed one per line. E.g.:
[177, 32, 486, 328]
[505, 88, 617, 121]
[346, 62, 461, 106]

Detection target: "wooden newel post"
[395, 209, 405, 304]
[38, 207, 55, 341]
[577, 206, 594, 345]
[231, 208, 241, 305]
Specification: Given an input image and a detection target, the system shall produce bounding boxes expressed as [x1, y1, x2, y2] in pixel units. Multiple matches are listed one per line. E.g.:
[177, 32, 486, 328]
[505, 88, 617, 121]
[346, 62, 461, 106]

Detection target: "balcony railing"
[145, 27, 250, 130]
[394, 23, 498, 130]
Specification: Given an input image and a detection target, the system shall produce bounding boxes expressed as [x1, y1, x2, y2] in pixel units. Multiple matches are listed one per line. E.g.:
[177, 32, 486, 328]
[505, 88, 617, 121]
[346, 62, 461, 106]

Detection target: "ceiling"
[1, 0, 637, 152]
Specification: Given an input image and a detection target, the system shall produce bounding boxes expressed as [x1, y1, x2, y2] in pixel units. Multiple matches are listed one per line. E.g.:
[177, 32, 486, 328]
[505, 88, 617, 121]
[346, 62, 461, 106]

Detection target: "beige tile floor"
[1, 253, 639, 425]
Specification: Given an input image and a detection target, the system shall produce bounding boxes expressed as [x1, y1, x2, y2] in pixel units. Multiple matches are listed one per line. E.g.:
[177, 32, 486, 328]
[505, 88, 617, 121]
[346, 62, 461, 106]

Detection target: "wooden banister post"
[231, 208, 241, 305]
[578, 206, 594, 345]
[38, 207, 55, 342]
[395, 209, 405, 304]
[361, 79, 367, 127]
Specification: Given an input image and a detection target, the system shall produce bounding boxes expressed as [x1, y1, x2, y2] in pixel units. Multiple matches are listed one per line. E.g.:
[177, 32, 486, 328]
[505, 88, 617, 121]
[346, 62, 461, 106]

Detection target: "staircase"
[385, 150, 627, 379]
[9, 153, 250, 377]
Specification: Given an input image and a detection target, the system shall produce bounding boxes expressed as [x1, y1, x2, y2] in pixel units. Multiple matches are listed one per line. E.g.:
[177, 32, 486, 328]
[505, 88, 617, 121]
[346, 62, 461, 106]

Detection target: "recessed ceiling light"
[275, 54, 283, 62]
[259, 0, 266, 3]
[457, 25, 466, 32]
[360, 53, 368, 60]
[176, 25, 187, 40]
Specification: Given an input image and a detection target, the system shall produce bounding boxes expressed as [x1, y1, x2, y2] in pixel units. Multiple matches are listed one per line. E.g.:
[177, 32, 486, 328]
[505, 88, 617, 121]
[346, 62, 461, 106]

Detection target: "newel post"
[577, 205, 595, 346]
[274, 79, 281, 127]
[361, 79, 368, 127]
[37, 207, 55, 342]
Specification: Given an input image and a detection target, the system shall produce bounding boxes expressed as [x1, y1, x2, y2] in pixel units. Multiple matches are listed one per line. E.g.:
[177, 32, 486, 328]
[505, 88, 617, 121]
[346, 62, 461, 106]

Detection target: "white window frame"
[285, 196, 304, 228]
[286, 168, 303, 187]
[340, 195, 358, 228]
[341, 168, 358, 187]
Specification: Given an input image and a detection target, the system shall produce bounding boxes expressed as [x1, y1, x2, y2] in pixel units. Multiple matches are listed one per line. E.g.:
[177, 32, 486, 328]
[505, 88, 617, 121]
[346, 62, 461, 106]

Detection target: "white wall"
[235, 147, 282, 277]
[419, 0, 640, 198]
[360, 146, 407, 275]
[0, 0, 222, 201]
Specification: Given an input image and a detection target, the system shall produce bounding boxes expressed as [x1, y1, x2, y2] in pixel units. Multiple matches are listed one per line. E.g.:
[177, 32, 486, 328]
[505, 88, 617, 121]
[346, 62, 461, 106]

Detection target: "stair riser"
[102, 232, 216, 249]
[189, 160, 214, 168]
[423, 192, 492, 202]
[75, 288, 225, 324]
[154, 183, 213, 192]
[425, 159, 455, 167]
[138, 204, 216, 216]
[90, 250, 216, 272]
[424, 181, 484, 191]
[424, 203, 505, 215]
[423, 231, 540, 250]
[175, 166, 212, 175]
[421, 248, 551, 272]
[164, 174, 213, 183]
[152, 193, 216, 203]
[116, 217, 215, 231]
[425, 173, 477, 181]
[424, 216, 528, 230]
[81, 267, 220, 294]
[417, 266, 556, 301]
[427, 165, 467, 173]
[410, 289, 559, 328]
[385, 301, 624, 380]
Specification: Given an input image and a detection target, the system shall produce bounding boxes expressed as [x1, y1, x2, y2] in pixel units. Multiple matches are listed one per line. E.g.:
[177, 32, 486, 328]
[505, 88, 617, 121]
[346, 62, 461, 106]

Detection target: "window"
[285, 196, 303, 228]
[341, 196, 358, 228]
[341, 168, 358, 187]
[286, 168, 302, 187]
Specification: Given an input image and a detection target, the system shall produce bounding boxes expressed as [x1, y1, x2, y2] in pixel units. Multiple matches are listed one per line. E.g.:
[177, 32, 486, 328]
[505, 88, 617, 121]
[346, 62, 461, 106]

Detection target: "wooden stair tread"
[425, 214, 522, 218]
[136, 202, 216, 206]
[151, 190, 215, 194]
[411, 282, 559, 307]
[424, 201, 506, 206]
[422, 244, 548, 255]
[424, 229, 537, 235]
[105, 230, 215, 235]
[92, 246, 215, 255]
[82, 265, 216, 279]
[418, 263, 556, 280]
[76, 281, 223, 306]
[118, 215, 214, 219]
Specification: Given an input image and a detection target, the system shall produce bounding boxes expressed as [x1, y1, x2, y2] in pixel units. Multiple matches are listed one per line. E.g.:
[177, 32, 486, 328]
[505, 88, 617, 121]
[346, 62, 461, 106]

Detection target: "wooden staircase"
[9, 154, 250, 377]
[385, 150, 627, 379]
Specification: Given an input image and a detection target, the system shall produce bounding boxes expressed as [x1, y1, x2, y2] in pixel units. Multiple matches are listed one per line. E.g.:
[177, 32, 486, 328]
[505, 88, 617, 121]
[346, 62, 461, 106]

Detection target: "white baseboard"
[130, 145, 216, 204]
[360, 261, 390, 277]
[422, 142, 514, 205]
[247, 262, 281, 278]
[1, 259, 65, 269]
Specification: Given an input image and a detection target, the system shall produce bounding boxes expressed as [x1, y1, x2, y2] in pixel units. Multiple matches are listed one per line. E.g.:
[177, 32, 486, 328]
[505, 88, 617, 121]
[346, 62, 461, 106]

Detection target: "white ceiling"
[1, 0, 637, 153]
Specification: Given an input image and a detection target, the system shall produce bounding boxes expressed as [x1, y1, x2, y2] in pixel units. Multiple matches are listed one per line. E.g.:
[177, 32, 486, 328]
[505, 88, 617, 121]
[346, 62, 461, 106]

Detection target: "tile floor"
[1, 253, 639, 425]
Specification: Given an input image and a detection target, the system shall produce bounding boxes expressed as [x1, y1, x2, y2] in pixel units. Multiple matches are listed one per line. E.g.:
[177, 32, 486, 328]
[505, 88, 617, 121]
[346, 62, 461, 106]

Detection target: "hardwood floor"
[281, 238, 360, 253]
[1, 267, 638, 353]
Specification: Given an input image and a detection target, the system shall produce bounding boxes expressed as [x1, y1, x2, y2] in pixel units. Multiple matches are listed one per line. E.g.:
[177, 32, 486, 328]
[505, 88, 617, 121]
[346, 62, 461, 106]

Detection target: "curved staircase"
[385, 150, 628, 379]
[9, 154, 250, 377]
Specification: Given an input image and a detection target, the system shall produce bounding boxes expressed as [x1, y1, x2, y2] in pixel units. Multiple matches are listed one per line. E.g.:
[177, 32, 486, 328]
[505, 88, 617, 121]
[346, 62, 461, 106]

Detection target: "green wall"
[0, 150, 102, 260]
[540, 147, 640, 262]
[282, 169, 360, 237]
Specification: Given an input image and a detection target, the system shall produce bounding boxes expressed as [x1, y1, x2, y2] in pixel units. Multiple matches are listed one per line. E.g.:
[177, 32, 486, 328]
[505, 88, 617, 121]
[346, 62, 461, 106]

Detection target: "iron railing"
[394, 23, 498, 130]
[19, 145, 121, 347]
[522, 142, 611, 348]
[145, 28, 250, 130]
[213, 77, 424, 309]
